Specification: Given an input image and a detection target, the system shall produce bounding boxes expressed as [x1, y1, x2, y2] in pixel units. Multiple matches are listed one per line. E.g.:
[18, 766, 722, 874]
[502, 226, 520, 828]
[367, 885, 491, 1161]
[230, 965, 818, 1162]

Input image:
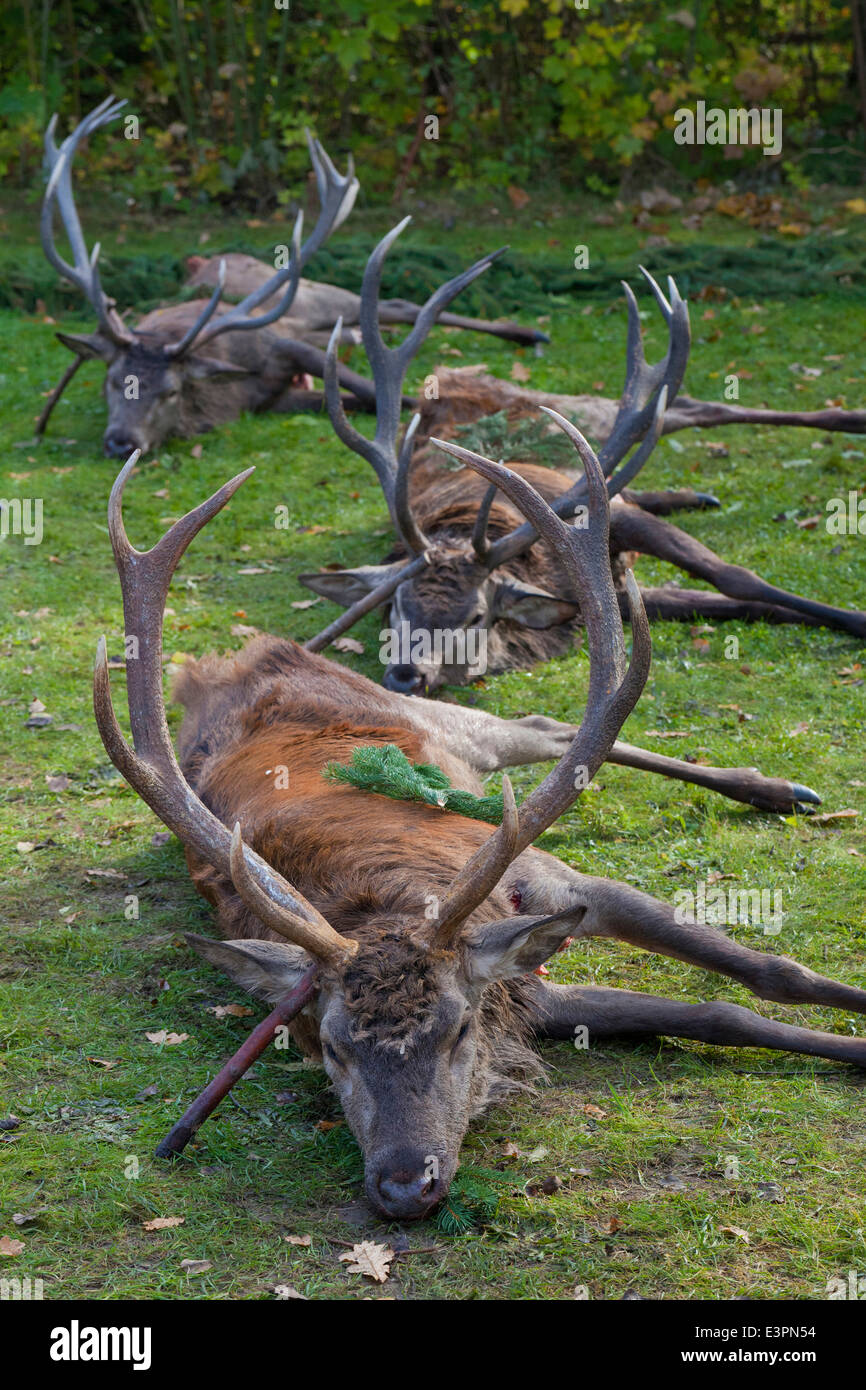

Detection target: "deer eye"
[451, 1020, 471, 1058]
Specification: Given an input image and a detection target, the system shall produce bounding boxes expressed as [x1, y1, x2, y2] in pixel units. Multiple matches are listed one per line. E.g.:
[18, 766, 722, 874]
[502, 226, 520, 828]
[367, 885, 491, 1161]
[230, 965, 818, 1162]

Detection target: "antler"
[323, 218, 506, 553]
[167, 130, 358, 357]
[478, 269, 690, 569]
[427, 418, 652, 945]
[41, 95, 134, 347]
[93, 452, 356, 968]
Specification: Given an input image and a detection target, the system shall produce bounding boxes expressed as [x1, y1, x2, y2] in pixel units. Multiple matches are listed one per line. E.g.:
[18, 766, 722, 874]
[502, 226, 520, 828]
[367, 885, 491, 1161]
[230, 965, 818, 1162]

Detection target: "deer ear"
[185, 933, 311, 1004]
[56, 330, 117, 361]
[298, 561, 408, 608]
[491, 579, 580, 630]
[461, 910, 585, 985]
[184, 357, 254, 381]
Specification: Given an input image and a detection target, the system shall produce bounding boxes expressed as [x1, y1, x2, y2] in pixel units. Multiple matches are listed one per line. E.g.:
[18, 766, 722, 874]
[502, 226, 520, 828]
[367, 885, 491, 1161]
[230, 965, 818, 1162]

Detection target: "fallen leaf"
[290, 598, 321, 610]
[339, 1240, 394, 1282]
[231, 623, 260, 639]
[314, 1119, 343, 1132]
[581, 1103, 608, 1119]
[45, 773, 69, 792]
[510, 360, 531, 383]
[644, 729, 689, 739]
[273, 1284, 308, 1299]
[145, 1030, 189, 1046]
[333, 637, 364, 654]
[16, 842, 36, 854]
[207, 1003, 254, 1018]
[87, 1057, 120, 1070]
[809, 809, 858, 825]
[142, 1215, 185, 1231]
[719, 1224, 750, 1242]
[284, 1234, 312, 1247]
[180, 1258, 211, 1273]
[0, 1236, 25, 1256]
[12, 1211, 44, 1226]
[86, 868, 126, 880]
[506, 185, 531, 210]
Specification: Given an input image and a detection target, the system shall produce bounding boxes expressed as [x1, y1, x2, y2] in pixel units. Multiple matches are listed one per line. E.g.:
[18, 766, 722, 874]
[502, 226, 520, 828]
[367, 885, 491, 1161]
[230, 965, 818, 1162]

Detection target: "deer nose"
[373, 1164, 445, 1220]
[104, 430, 145, 459]
[382, 663, 427, 696]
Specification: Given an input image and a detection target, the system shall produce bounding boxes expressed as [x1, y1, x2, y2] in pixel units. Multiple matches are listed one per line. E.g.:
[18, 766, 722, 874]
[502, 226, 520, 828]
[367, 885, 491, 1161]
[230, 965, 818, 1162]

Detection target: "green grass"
[1, 195, 865, 1301]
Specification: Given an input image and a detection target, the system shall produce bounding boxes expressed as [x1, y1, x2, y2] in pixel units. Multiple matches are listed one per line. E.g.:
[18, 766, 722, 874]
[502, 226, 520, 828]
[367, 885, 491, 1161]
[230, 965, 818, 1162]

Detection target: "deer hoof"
[695, 492, 721, 508]
[791, 784, 822, 812]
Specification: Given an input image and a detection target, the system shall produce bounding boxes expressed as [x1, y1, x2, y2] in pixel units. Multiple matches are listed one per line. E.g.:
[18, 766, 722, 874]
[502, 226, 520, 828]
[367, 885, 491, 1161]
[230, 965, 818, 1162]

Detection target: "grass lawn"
[1, 189, 865, 1301]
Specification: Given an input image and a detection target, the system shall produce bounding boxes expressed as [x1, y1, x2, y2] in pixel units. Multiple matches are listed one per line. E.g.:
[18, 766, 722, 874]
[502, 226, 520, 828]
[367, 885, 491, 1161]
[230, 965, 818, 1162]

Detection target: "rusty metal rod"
[304, 551, 428, 653]
[34, 355, 84, 438]
[154, 964, 318, 1158]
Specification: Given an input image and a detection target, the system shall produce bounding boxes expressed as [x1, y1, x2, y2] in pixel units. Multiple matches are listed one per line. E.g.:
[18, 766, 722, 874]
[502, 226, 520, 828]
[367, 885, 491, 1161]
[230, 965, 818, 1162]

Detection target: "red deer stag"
[94, 442, 866, 1221]
[39, 98, 543, 455]
[297, 235, 866, 708]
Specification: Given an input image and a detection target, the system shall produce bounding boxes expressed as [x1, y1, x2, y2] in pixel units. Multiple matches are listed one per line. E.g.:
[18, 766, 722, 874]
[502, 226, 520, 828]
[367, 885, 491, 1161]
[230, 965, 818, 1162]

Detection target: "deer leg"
[620, 487, 720, 515]
[376, 297, 548, 346]
[607, 740, 819, 813]
[610, 505, 866, 638]
[522, 977, 866, 1065]
[622, 584, 828, 628]
[404, 702, 819, 812]
[664, 395, 866, 436]
[504, 853, 866, 1016]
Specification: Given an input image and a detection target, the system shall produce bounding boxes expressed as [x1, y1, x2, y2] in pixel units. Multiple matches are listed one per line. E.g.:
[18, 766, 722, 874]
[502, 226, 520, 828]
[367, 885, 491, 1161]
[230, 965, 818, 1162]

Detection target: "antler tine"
[229, 824, 356, 965]
[429, 426, 651, 941]
[323, 217, 505, 553]
[163, 258, 227, 358]
[435, 778, 519, 948]
[471, 482, 499, 561]
[480, 272, 690, 570]
[94, 452, 356, 967]
[41, 95, 133, 346]
[394, 413, 427, 554]
[597, 267, 690, 472]
[186, 211, 305, 352]
[303, 128, 359, 257]
[168, 131, 357, 357]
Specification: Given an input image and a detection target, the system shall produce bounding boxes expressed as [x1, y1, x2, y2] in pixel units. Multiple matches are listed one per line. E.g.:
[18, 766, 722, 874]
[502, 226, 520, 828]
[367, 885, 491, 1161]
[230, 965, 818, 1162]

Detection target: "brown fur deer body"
[95, 446, 866, 1223]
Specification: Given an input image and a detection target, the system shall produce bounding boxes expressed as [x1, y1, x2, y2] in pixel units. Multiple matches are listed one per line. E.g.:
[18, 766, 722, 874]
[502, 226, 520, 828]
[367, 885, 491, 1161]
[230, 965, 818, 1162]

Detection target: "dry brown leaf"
[333, 637, 364, 655]
[581, 1103, 608, 1119]
[809, 809, 858, 825]
[644, 729, 689, 739]
[145, 1030, 189, 1046]
[207, 1003, 254, 1018]
[273, 1284, 308, 1299]
[87, 1057, 120, 1070]
[510, 360, 531, 383]
[290, 598, 321, 610]
[0, 1236, 25, 1256]
[142, 1215, 185, 1232]
[339, 1240, 395, 1282]
[284, 1234, 312, 1247]
[719, 1224, 750, 1242]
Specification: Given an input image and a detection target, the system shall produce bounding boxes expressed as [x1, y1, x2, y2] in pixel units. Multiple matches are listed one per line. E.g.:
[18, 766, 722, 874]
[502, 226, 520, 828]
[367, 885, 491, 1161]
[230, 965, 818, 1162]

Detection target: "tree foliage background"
[0, 0, 863, 207]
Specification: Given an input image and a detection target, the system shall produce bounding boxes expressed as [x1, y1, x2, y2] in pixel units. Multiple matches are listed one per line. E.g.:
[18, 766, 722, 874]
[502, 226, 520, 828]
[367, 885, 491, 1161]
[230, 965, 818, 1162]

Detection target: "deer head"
[301, 255, 689, 693]
[94, 418, 650, 1218]
[42, 96, 358, 456]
